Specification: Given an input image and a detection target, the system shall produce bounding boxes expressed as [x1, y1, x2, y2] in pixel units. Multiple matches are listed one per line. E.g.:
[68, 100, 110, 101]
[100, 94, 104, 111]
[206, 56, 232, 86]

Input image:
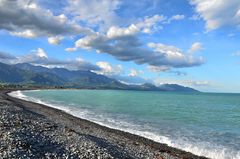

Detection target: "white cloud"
[148, 42, 185, 58]
[0, 0, 92, 39]
[93, 62, 148, 84]
[48, 36, 64, 45]
[128, 69, 139, 77]
[107, 24, 139, 39]
[65, 47, 77, 52]
[34, 48, 48, 59]
[169, 14, 185, 22]
[67, 25, 204, 70]
[190, 0, 240, 30]
[65, 0, 121, 30]
[0, 1, 205, 73]
[95, 61, 123, 76]
[57, 14, 68, 23]
[188, 42, 203, 54]
[106, 15, 165, 39]
[136, 15, 166, 33]
[64, 1, 177, 34]
[10, 29, 37, 38]
[148, 42, 204, 68]
[171, 14, 185, 20]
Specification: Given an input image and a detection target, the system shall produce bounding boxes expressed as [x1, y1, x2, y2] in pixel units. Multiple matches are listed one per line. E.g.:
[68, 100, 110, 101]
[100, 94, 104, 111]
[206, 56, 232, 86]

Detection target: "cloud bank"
[190, 0, 240, 30]
[0, 0, 92, 41]
[66, 16, 204, 71]
[0, 0, 205, 75]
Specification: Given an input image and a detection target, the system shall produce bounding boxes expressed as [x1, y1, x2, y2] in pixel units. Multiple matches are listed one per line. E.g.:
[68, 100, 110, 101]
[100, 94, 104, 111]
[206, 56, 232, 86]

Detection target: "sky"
[0, 0, 240, 93]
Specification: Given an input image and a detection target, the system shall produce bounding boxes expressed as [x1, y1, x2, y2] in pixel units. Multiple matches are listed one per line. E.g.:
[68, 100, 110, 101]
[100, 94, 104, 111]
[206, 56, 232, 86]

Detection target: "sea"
[9, 89, 240, 159]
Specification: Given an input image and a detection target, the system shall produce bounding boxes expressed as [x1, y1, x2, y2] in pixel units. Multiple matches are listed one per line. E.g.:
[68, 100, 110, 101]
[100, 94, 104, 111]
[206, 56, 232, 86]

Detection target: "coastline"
[0, 89, 208, 159]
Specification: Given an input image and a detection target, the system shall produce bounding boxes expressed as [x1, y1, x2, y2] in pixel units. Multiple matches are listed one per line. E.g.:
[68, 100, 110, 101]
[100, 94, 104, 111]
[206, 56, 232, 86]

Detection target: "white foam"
[8, 90, 28, 100]
[8, 90, 240, 159]
[88, 120, 240, 159]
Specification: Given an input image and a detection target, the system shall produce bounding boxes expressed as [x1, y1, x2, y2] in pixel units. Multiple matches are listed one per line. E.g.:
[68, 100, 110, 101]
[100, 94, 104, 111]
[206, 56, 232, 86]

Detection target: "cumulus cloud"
[34, 48, 48, 59]
[11, 48, 48, 65]
[0, 0, 205, 73]
[171, 14, 185, 20]
[0, 0, 92, 39]
[105, 15, 165, 39]
[65, 0, 178, 32]
[147, 42, 204, 68]
[190, 0, 240, 30]
[48, 36, 64, 45]
[66, 16, 204, 70]
[128, 69, 144, 77]
[10, 29, 37, 38]
[65, 0, 121, 29]
[136, 15, 166, 33]
[93, 61, 148, 84]
[129, 69, 138, 77]
[65, 47, 77, 52]
[107, 24, 139, 39]
[188, 42, 203, 54]
[94, 61, 123, 76]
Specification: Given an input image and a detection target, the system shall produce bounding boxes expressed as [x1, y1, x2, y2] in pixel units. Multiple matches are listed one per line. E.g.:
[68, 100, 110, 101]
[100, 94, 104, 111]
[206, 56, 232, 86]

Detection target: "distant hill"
[0, 62, 64, 85]
[0, 62, 199, 92]
[14, 63, 121, 87]
[159, 84, 198, 92]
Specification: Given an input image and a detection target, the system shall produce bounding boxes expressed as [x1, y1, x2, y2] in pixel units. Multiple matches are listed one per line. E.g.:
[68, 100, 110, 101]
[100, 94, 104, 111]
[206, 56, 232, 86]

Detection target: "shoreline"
[1, 89, 208, 159]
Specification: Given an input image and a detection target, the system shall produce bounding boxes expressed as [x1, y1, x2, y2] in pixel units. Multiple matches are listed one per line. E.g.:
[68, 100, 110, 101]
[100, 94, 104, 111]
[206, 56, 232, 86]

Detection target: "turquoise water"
[10, 90, 240, 159]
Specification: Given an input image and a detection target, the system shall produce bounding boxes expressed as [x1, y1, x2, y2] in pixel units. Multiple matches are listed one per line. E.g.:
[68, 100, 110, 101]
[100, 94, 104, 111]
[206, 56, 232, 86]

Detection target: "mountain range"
[0, 62, 198, 92]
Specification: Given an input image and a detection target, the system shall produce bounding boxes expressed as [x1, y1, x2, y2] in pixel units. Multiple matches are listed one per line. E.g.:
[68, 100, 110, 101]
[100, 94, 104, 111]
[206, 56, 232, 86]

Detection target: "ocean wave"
[8, 90, 28, 100]
[8, 90, 240, 159]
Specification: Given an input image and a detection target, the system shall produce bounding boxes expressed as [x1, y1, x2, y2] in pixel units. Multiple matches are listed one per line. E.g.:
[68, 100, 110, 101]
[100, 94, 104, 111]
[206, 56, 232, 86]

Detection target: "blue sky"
[0, 0, 240, 93]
